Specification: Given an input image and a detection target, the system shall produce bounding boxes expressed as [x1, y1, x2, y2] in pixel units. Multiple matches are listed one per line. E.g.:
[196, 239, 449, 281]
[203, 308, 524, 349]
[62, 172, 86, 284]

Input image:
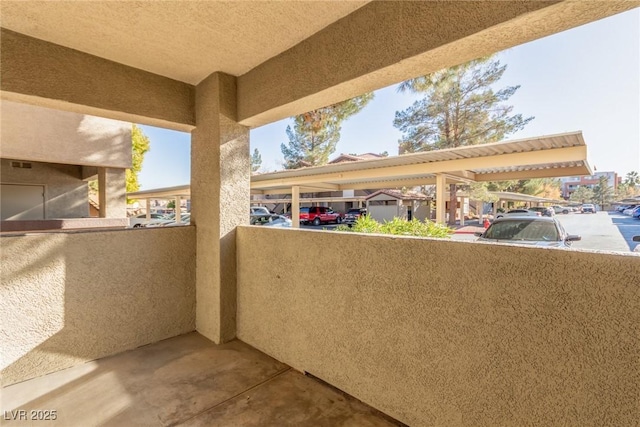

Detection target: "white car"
[251, 206, 271, 216]
[128, 213, 170, 228]
[495, 209, 542, 219]
[623, 206, 637, 215]
[634, 236, 640, 252]
[147, 213, 191, 227]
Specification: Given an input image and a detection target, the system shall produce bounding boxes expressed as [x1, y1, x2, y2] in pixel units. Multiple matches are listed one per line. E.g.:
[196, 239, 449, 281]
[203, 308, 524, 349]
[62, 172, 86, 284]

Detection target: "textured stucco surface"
[1, 159, 89, 219]
[0, 29, 195, 132]
[238, 1, 637, 126]
[0, 1, 368, 84]
[237, 227, 640, 426]
[2, 3, 633, 130]
[1, 227, 196, 386]
[191, 72, 249, 343]
[1, 100, 132, 169]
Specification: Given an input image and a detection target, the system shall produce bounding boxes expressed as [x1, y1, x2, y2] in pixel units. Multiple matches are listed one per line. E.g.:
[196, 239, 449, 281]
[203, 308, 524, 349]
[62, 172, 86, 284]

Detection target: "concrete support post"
[191, 72, 250, 344]
[97, 167, 126, 218]
[459, 197, 465, 226]
[435, 174, 446, 224]
[175, 196, 182, 223]
[493, 200, 499, 218]
[292, 186, 300, 228]
[146, 199, 151, 220]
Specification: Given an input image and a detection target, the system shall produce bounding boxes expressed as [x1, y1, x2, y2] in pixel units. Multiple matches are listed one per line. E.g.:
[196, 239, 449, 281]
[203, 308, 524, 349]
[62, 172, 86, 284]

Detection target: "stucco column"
[291, 186, 300, 228]
[191, 72, 250, 344]
[145, 199, 151, 220]
[98, 167, 126, 218]
[459, 197, 465, 226]
[435, 174, 446, 224]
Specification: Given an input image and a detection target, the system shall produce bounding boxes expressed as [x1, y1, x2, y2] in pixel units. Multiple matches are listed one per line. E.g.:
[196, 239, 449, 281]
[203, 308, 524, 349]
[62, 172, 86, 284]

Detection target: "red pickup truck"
[299, 207, 342, 226]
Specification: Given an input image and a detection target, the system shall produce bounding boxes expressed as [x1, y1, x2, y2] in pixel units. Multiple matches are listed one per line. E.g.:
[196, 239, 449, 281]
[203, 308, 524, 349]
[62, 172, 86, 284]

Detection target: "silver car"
[475, 216, 581, 248]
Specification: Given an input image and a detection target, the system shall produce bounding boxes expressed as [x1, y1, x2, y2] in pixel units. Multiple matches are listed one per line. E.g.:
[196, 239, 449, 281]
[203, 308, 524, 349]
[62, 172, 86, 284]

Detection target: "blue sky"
[138, 9, 639, 190]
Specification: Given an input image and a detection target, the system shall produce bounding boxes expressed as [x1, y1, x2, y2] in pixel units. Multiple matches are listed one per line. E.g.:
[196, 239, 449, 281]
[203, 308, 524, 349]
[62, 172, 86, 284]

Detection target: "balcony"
[4, 332, 395, 426]
[1, 2, 638, 425]
[2, 225, 638, 426]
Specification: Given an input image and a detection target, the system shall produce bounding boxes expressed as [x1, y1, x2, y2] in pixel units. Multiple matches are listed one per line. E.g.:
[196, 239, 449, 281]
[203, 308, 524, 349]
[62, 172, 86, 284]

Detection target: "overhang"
[251, 132, 592, 194]
[1, 2, 634, 129]
[128, 184, 190, 200]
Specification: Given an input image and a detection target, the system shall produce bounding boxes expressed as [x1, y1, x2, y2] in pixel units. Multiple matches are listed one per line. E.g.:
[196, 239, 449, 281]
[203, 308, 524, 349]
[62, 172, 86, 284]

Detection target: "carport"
[251, 131, 592, 226]
[488, 191, 566, 217]
[128, 184, 190, 224]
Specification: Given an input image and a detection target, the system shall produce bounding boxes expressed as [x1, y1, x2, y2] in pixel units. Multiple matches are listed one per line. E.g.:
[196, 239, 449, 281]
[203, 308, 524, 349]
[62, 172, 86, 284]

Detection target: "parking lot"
[301, 210, 639, 253]
[555, 211, 639, 252]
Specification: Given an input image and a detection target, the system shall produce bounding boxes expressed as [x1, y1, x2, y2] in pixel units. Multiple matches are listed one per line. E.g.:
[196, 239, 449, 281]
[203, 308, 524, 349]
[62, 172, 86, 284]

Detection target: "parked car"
[250, 206, 271, 216]
[343, 208, 367, 227]
[529, 206, 555, 217]
[581, 204, 596, 213]
[474, 216, 581, 248]
[495, 209, 542, 219]
[622, 205, 638, 215]
[299, 206, 342, 226]
[551, 205, 571, 215]
[147, 213, 191, 227]
[634, 235, 640, 252]
[128, 213, 170, 228]
[632, 207, 640, 219]
[250, 214, 292, 227]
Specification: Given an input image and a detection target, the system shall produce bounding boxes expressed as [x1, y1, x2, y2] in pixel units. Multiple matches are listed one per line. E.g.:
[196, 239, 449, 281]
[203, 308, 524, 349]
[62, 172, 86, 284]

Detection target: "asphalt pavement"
[554, 211, 638, 252]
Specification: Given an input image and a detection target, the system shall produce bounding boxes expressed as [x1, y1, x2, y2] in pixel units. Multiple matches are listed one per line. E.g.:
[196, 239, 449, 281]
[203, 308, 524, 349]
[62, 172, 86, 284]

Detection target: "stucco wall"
[237, 227, 640, 426]
[1, 227, 196, 386]
[1, 159, 89, 219]
[0, 100, 132, 168]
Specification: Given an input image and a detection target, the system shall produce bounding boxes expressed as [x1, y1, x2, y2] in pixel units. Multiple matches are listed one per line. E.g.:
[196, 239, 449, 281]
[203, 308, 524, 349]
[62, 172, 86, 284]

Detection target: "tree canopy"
[569, 186, 594, 204]
[394, 56, 533, 154]
[251, 148, 262, 173]
[127, 124, 151, 195]
[394, 56, 532, 223]
[281, 94, 374, 169]
[593, 175, 614, 207]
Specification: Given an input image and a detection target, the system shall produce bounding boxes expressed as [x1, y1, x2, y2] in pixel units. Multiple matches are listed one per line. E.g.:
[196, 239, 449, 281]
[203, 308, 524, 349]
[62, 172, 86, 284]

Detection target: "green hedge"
[336, 216, 453, 238]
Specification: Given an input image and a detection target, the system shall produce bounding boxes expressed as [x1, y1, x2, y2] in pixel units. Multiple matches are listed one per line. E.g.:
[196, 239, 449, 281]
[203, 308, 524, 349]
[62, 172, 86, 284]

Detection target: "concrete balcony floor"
[3, 333, 398, 426]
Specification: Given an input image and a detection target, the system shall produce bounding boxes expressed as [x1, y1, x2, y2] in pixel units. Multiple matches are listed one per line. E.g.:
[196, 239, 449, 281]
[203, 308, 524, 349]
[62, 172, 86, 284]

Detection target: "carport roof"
[129, 132, 592, 200]
[251, 131, 592, 194]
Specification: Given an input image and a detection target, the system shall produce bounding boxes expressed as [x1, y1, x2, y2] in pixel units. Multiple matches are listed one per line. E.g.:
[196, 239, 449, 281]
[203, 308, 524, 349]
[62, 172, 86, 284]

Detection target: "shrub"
[337, 216, 453, 238]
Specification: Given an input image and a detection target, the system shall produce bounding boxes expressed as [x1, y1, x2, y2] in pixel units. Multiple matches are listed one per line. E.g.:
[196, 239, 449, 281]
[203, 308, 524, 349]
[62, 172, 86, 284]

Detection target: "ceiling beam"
[475, 165, 591, 182]
[1, 29, 195, 132]
[250, 146, 587, 190]
[237, 1, 635, 127]
[299, 183, 341, 191]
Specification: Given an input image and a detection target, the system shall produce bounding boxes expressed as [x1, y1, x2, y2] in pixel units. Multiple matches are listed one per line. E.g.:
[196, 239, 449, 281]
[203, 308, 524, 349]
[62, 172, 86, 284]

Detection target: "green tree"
[94, 124, 150, 204]
[569, 186, 594, 204]
[615, 182, 637, 199]
[127, 124, 151, 195]
[593, 175, 614, 208]
[394, 56, 532, 224]
[251, 148, 262, 173]
[281, 94, 374, 169]
[625, 171, 639, 186]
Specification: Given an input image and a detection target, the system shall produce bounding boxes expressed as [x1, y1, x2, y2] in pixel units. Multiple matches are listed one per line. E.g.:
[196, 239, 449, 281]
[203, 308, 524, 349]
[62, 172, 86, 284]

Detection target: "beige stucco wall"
[1, 159, 89, 219]
[1, 227, 196, 386]
[1, 100, 132, 169]
[237, 227, 640, 426]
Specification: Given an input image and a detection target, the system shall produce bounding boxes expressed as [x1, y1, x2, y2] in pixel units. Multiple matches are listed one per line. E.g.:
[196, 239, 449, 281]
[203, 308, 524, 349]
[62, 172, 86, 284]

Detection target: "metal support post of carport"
[291, 185, 300, 228]
[435, 174, 446, 224]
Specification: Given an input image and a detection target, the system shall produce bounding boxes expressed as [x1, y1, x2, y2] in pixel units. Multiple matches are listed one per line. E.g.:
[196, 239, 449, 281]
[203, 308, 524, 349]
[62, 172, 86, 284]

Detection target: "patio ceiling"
[250, 132, 592, 194]
[1, 2, 634, 129]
